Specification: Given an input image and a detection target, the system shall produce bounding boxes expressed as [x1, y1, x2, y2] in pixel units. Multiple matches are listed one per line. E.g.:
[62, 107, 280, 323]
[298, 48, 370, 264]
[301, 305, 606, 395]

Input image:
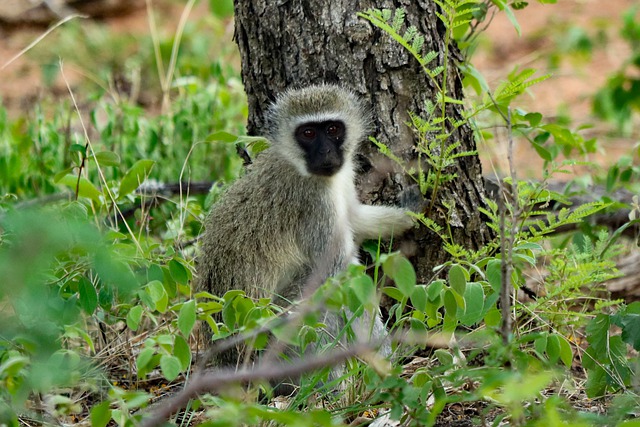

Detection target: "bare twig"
[141, 345, 369, 427]
[500, 106, 516, 344]
[487, 92, 517, 345]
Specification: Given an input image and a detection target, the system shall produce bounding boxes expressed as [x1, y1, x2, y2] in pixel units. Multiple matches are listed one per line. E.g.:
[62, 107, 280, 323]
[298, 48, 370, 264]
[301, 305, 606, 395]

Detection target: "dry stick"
[141, 345, 368, 427]
[501, 106, 518, 344]
[497, 193, 510, 345]
[487, 93, 517, 345]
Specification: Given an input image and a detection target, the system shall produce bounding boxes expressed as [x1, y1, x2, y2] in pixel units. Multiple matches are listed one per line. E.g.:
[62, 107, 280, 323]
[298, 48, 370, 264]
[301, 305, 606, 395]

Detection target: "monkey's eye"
[326, 122, 344, 139]
[302, 128, 316, 139]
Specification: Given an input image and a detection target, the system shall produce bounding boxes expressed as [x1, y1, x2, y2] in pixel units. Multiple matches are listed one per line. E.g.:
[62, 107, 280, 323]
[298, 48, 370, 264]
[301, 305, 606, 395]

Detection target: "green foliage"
[360, 1, 639, 425]
[593, 7, 640, 133]
[582, 302, 640, 398]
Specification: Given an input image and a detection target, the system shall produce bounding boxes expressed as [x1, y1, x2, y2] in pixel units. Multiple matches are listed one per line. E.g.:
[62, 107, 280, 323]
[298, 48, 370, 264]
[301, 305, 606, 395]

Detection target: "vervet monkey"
[197, 83, 414, 370]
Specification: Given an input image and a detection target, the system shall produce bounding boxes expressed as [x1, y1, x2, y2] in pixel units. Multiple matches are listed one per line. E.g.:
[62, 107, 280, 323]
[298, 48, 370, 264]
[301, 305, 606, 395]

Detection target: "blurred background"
[1, 0, 638, 181]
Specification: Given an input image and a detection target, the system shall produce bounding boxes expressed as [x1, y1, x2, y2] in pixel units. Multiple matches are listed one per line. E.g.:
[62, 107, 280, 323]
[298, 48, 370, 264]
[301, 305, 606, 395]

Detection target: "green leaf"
[484, 308, 501, 327]
[531, 142, 553, 161]
[460, 282, 484, 326]
[485, 260, 502, 293]
[448, 264, 467, 296]
[427, 280, 445, 301]
[169, 259, 189, 285]
[222, 295, 239, 328]
[546, 334, 561, 364]
[94, 151, 121, 167]
[503, 4, 521, 35]
[146, 280, 168, 313]
[90, 401, 111, 427]
[524, 112, 543, 127]
[606, 165, 619, 192]
[620, 313, 640, 351]
[207, 130, 238, 143]
[461, 63, 489, 94]
[173, 335, 192, 371]
[410, 285, 428, 312]
[127, 305, 143, 331]
[382, 253, 416, 297]
[57, 175, 102, 203]
[53, 167, 74, 182]
[350, 274, 376, 309]
[118, 159, 155, 199]
[178, 300, 196, 337]
[585, 313, 610, 356]
[500, 372, 553, 402]
[78, 277, 98, 314]
[534, 335, 547, 356]
[556, 334, 573, 367]
[209, 0, 234, 18]
[70, 143, 86, 153]
[94, 249, 139, 296]
[160, 355, 182, 381]
[443, 289, 458, 317]
[584, 347, 607, 398]
[382, 286, 404, 301]
[136, 346, 155, 377]
[244, 137, 270, 156]
[0, 355, 28, 379]
[434, 349, 454, 366]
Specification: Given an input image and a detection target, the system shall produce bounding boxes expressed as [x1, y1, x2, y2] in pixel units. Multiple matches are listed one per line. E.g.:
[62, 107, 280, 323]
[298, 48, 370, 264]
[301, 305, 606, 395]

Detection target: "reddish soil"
[473, 0, 638, 178]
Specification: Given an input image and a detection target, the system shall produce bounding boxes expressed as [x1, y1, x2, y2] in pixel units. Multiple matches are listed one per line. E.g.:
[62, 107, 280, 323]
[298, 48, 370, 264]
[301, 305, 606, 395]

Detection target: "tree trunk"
[233, 0, 493, 283]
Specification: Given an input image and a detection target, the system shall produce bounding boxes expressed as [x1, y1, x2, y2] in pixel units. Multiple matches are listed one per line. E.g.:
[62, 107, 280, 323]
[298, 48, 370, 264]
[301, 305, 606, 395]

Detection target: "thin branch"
[141, 345, 369, 427]
[487, 92, 516, 345]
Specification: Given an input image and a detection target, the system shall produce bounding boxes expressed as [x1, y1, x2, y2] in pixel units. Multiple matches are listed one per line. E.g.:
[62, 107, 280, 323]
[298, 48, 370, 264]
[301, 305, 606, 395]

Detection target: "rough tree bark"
[233, 0, 493, 282]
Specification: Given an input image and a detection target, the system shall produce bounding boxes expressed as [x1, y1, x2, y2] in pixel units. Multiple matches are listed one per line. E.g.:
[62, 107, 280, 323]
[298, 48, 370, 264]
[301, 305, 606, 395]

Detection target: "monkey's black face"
[295, 120, 346, 176]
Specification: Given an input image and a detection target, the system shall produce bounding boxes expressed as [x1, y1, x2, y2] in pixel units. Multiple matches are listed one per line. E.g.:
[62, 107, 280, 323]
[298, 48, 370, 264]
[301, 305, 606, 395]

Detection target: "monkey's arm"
[352, 204, 414, 243]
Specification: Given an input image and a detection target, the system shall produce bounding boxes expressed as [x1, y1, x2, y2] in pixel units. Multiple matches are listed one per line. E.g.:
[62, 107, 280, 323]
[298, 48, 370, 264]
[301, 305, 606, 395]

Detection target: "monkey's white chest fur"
[329, 164, 358, 265]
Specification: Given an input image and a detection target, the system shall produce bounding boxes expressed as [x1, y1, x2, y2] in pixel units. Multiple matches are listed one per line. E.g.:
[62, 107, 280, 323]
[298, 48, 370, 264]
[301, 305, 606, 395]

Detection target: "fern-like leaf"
[392, 8, 406, 31]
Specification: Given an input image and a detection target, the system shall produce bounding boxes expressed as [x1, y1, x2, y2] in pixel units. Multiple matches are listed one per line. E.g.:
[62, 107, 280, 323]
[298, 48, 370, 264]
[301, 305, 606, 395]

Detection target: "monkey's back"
[197, 148, 340, 302]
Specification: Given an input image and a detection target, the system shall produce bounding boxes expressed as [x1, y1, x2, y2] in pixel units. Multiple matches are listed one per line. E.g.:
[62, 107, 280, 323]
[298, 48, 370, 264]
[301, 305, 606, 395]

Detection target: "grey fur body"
[197, 84, 413, 368]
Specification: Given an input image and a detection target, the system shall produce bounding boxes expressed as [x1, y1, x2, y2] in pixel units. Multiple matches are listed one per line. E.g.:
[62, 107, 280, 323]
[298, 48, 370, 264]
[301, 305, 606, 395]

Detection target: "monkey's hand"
[353, 202, 415, 243]
[399, 184, 427, 214]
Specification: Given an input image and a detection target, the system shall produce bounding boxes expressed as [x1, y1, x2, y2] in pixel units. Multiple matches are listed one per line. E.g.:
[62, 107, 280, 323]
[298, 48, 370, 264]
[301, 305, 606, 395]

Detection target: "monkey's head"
[267, 84, 372, 178]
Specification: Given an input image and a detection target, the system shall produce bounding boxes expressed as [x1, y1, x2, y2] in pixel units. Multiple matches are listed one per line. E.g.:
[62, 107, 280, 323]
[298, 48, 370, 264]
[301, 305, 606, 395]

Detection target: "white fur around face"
[292, 112, 344, 127]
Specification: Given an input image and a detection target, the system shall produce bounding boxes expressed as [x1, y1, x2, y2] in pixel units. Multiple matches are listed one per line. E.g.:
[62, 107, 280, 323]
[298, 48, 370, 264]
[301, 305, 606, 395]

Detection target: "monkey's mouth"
[309, 165, 341, 176]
